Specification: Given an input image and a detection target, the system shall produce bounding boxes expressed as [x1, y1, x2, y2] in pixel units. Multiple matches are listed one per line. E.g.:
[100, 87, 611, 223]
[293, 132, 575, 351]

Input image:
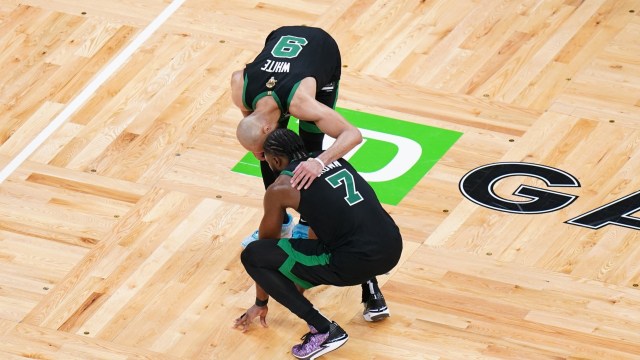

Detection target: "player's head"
[236, 112, 274, 154]
[263, 129, 308, 172]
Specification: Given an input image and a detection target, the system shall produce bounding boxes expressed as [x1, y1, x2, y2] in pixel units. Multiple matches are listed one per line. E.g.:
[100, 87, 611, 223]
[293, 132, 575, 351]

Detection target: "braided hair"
[263, 128, 309, 162]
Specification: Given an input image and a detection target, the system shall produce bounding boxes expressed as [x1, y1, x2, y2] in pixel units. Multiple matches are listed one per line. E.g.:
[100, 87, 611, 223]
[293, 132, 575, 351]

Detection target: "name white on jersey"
[261, 60, 290, 73]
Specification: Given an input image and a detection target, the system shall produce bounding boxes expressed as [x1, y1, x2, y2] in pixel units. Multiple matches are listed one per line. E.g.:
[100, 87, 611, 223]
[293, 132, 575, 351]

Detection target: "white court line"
[0, 0, 187, 184]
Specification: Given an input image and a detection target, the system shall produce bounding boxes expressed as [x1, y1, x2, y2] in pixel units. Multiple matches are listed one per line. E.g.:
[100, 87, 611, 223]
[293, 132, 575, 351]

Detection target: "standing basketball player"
[231, 26, 362, 244]
[234, 129, 402, 359]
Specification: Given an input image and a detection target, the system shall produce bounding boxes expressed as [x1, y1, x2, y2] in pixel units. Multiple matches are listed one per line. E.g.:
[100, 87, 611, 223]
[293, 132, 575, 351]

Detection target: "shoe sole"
[363, 308, 390, 322]
[293, 334, 349, 360]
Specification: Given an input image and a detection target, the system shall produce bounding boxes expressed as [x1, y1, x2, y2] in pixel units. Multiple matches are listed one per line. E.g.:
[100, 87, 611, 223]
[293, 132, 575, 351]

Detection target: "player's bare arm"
[288, 77, 362, 189]
[233, 176, 301, 333]
[259, 177, 301, 238]
[230, 70, 252, 117]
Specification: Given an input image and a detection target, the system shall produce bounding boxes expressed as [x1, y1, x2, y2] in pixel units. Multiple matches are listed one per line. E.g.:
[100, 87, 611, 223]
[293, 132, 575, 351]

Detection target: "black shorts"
[255, 237, 400, 290]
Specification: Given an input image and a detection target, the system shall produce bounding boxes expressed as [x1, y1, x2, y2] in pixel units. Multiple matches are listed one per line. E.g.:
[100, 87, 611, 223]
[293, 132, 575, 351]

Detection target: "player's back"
[282, 155, 400, 254]
[242, 26, 341, 112]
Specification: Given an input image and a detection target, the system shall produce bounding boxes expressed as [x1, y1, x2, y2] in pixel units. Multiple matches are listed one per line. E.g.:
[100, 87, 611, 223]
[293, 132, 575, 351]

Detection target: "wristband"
[255, 297, 268, 307]
[311, 157, 325, 169]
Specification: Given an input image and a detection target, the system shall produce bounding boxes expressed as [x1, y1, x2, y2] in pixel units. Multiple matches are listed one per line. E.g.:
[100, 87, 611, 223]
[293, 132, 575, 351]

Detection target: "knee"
[241, 239, 284, 270]
[241, 242, 259, 268]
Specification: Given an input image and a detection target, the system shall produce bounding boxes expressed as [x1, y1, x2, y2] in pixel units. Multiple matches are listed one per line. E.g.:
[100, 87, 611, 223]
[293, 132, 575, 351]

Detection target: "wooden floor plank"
[1, 0, 640, 359]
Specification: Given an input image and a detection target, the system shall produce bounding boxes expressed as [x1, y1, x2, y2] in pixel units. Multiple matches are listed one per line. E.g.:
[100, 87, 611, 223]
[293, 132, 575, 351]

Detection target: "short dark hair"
[263, 129, 308, 161]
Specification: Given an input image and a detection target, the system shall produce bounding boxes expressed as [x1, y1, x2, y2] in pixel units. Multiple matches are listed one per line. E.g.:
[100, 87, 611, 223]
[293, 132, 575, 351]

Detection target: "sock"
[305, 309, 331, 333]
[361, 278, 380, 303]
[282, 212, 290, 225]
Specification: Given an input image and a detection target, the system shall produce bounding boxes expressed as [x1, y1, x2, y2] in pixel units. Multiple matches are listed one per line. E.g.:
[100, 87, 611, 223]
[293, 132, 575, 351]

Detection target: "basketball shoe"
[292, 321, 348, 359]
[291, 222, 310, 239]
[241, 213, 294, 248]
[363, 291, 390, 322]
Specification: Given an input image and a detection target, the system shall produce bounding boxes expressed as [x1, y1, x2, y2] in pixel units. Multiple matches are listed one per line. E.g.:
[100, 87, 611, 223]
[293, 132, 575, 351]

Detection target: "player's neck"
[253, 98, 281, 128]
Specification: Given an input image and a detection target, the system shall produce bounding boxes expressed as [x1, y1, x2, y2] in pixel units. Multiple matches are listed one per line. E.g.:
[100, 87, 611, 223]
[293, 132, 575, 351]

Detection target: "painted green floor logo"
[232, 108, 462, 205]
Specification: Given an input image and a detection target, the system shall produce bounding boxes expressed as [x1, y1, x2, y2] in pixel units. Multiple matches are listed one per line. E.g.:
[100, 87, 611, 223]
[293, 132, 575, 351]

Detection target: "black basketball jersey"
[281, 155, 401, 253]
[243, 26, 341, 125]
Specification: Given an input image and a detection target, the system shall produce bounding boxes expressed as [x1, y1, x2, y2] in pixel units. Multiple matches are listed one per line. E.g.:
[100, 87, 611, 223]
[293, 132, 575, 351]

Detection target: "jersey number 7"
[325, 169, 364, 206]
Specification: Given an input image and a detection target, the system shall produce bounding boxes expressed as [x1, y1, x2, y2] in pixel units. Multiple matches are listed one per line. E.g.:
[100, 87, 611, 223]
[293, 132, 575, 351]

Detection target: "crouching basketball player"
[234, 129, 402, 359]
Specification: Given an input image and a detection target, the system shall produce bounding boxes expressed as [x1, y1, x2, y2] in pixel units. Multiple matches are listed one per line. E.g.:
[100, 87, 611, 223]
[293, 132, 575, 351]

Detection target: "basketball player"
[233, 129, 402, 359]
[231, 25, 362, 245]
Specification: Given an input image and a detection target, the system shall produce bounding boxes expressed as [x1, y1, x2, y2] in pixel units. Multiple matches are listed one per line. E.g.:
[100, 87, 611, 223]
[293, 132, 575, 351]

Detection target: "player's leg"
[360, 230, 402, 322]
[241, 239, 348, 359]
[361, 277, 390, 322]
[241, 239, 329, 328]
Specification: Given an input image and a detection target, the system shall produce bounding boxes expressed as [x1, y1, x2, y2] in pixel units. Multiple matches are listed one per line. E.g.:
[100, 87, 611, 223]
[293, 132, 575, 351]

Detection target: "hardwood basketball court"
[1, 0, 639, 359]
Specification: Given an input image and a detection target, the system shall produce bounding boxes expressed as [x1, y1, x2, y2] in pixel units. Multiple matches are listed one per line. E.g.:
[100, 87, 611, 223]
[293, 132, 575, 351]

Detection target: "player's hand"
[291, 158, 323, 190]
[233, 305, 269, 333]
[252, 151, 265, 161]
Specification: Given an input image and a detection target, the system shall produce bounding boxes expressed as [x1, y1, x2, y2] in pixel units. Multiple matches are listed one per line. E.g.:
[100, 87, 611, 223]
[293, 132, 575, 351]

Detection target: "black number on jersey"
[325, 169, 364, 206]
[271, 35, 308, 58]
